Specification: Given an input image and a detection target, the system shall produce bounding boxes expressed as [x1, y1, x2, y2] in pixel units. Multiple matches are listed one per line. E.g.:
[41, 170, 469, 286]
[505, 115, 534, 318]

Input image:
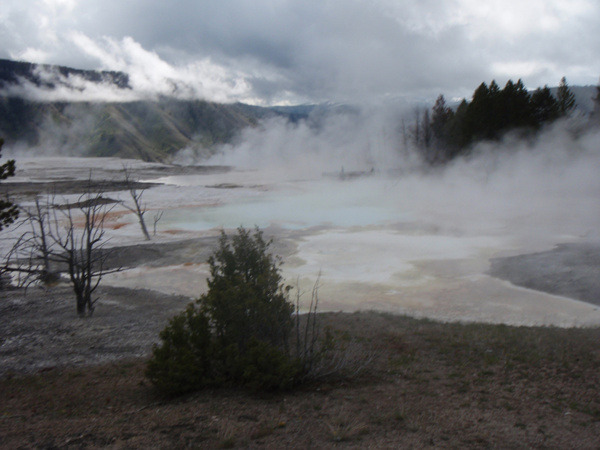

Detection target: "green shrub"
[202, 227, 294, 354]
[146, 227, 316, 395]
[240, 339, 303, 391]
[145, 304, 213, 395]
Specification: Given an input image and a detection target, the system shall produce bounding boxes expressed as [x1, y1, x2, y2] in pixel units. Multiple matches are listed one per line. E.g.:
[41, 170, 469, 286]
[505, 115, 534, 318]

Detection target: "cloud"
[2, 33, 256, 103]
[1, 0, 599, 104]
[68, 33, 253, 103]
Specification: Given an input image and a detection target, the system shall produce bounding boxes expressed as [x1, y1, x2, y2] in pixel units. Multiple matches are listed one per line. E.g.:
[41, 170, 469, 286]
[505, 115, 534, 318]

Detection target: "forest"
[417, 77, 599, 164]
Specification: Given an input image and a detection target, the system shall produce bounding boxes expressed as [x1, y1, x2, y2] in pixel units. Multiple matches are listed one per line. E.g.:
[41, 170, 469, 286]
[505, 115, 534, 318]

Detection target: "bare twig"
[152, 210, 163, 236]
[122, 165, 151, 240]
[1, 176, 121, 316]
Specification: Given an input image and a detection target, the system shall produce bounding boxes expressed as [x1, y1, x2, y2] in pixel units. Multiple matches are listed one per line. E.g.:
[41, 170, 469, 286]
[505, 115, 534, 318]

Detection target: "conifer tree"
[593, 79, 600, 119]
[556, 76, 576, 116]
[530, 86, 560, 125]
[431, 94, 453, 140]
[0, 138, 18, 231]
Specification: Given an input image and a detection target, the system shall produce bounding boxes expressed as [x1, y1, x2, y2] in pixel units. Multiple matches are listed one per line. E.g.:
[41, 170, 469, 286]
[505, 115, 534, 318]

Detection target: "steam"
[208, 104, 421, 179]
[3, 110, 598, 325]
[201, 112, 600, 245]
[2, 103, 103, 158]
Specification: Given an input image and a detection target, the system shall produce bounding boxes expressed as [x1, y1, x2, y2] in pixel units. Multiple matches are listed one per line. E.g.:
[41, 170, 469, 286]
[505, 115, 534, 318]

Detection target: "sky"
[1, 0, 599, 105]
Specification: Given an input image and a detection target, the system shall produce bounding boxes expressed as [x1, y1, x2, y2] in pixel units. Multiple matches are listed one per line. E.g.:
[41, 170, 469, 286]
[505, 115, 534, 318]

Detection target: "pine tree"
[556, 76, 576, 116]
[465, 82, 493, 141]
[593, 79, 600, 119]
[0, 138, 18, 231]
[429, 94, 454, 162]
[431, 94, 453, 140]
[530, 86, 559, 125]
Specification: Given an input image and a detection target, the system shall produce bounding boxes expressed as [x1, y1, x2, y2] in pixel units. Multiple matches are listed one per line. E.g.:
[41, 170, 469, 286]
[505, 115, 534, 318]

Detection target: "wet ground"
[2, 156, 600, 336]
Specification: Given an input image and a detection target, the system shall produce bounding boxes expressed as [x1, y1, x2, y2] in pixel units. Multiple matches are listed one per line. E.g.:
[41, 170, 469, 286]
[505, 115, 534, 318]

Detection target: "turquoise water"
[160, 179, 404, 231]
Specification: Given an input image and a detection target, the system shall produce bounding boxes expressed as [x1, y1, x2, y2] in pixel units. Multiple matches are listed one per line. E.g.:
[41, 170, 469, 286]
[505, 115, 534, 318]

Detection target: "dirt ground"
[1, 311, 600, 448]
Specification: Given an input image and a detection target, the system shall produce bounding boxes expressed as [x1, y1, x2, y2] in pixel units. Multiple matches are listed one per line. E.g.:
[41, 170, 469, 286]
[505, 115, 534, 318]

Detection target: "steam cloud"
[208, 104, 420, 178]
[206, 112, 600, 242]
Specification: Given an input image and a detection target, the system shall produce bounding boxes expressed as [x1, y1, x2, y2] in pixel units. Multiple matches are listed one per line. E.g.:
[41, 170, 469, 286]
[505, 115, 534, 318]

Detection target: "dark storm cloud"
[1, 0, 599, 104]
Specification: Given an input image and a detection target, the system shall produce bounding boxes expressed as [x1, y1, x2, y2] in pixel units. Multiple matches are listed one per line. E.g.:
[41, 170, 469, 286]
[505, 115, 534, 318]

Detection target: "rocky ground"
[489, 243, 600, 306]
[0, 284, 189, 378]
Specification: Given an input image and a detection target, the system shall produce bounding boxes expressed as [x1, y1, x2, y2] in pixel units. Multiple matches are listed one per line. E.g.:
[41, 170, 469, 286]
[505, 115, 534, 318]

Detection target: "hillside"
[0, 59, 308, 162]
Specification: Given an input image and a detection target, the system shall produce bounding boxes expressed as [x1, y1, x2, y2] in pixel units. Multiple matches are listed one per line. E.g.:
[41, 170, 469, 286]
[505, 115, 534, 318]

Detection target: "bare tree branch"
[122, 165, 151, 240]
[2, 178, 121, 317]
[152, 210, 163, 236]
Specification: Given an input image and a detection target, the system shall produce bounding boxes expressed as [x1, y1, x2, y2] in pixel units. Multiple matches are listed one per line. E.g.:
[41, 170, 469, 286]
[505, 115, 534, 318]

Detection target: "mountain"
[0, 59, 312, 162]
[0, 58, 130, 91]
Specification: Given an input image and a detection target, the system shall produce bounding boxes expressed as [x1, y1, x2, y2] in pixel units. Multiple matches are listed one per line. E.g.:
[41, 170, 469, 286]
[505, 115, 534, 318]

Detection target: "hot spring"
[6, 143, 600, 327]
[105, 154, 600, 327]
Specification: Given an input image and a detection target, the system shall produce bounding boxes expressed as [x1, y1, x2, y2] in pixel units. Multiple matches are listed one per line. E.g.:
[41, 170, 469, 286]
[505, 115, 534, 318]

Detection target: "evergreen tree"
[497, 79, 532, 130]
[498, 79, 516, 131]
[512, 79, 534, 128]
[429, 94, 455, 163]
[556, 76, 576, 116]
[0, 138, 18, 231]
[530, 86, 560, 125]
[422, 77, 582, 165]
[465, 82, 493, 141]
[146, 227, 328, 394]
[488, 80, 501, 97]
[593, 79, 600, 119]
[431, 94, 453, 140]
[202, 228, 293, 353]
[422, 109, 431, 150]
[444, 99, 470, 158]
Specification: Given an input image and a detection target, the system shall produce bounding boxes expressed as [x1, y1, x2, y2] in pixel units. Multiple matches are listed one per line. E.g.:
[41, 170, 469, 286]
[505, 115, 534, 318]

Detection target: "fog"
[202, 112, 599, 245]
[210, 105, 416, 177]
[4, 109, 600, 326]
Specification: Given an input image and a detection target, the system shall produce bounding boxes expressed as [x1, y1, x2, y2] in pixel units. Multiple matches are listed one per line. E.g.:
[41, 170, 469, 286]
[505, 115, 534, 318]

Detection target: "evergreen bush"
[146, 227, 316, 395]
[145, 304, 213, 395]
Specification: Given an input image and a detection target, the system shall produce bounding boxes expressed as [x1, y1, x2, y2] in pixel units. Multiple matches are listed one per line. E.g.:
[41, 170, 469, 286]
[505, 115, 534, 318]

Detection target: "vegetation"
[146, 227, 327, 395]
[1, 185, 119, 316]
[593, 80, 600, 119]
[3, 312, 600, 448]
[421, 77, 578, 164]
[557, 76, 577, 116]
[0, 138, 18, 231]
[0, 59, 304, 162]
[122, 166, 153, 240]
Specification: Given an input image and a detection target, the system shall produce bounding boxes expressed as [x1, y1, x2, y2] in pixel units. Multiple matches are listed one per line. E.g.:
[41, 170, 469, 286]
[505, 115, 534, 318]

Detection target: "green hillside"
[0, 97, 282, 162]
[0, 59, 303, 162]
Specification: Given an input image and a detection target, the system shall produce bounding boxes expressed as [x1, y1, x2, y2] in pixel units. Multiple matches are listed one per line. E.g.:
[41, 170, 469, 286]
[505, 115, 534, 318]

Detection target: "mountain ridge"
[0, 59, 314, 162]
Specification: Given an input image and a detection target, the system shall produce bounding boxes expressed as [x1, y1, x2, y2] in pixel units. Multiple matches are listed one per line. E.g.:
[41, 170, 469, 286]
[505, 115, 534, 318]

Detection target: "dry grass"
[2, 311, 600, 448]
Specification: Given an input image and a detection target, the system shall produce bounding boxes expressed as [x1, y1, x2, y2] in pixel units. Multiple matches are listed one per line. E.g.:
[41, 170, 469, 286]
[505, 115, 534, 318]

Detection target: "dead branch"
[122, 165, 151, 240]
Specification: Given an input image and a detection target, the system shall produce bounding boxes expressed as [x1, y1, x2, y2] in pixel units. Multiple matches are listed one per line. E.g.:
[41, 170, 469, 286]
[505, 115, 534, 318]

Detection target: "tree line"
[414, 77, 584, 164]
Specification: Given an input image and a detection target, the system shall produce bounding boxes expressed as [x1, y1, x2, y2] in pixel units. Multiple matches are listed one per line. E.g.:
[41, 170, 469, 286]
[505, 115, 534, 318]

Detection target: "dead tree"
[122, 166, 151, 240]
[49, 191, 119, 316]
[2, 188, 120, 317]
[2, 197, 57, 287]
[152, 210, 163, 236]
